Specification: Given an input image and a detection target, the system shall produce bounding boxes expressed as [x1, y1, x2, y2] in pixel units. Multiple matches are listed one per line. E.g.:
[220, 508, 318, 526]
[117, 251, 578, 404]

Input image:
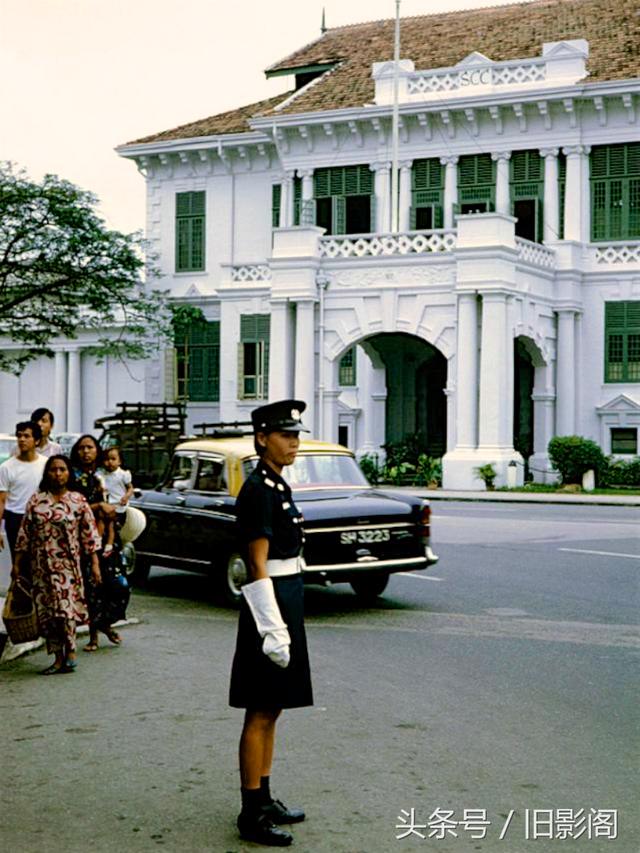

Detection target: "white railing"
[515, 237, 556, 269]
[408, 59, 546, 96]
[230, 264, 272, 282]
[320, 229, 457, 259]
[593, 242, 640, 266]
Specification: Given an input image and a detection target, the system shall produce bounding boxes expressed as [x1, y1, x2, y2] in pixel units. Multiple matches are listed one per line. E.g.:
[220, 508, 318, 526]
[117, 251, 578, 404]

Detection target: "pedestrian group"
[0, 408, 133, 673]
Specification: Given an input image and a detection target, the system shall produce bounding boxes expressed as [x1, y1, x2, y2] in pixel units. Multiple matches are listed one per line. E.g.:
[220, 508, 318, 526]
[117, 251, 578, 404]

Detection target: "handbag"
[2, 575, 40, 644]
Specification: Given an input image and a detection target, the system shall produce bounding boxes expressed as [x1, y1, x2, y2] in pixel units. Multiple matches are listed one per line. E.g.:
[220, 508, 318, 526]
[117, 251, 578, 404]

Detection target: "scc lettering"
[459, 68, 492, 86]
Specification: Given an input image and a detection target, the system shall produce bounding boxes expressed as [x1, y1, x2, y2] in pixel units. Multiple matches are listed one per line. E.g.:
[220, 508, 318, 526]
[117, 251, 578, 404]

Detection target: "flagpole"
[390, 0, 401, 233]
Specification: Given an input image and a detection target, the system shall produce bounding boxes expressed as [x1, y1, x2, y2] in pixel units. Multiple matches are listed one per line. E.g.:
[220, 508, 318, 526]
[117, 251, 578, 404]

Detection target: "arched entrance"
[513, 336, 539, 478]
[362, 332, 447, 456]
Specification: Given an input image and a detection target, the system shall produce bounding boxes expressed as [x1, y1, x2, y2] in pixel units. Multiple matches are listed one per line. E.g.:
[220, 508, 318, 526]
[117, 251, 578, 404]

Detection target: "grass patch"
[497, 484, 640, 496]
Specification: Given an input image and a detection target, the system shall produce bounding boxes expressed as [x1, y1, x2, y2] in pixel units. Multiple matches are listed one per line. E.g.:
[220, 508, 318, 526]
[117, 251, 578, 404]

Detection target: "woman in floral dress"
[69, 434, 122, 651]
[12, 455, 102, 674]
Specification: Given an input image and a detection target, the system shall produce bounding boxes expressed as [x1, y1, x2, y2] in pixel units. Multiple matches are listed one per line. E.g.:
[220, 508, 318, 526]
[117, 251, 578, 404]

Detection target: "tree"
[0, 162, 172, 374]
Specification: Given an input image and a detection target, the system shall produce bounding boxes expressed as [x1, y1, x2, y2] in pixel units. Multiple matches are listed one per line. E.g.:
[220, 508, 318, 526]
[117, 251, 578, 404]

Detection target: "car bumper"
[302, 547, 438, 584]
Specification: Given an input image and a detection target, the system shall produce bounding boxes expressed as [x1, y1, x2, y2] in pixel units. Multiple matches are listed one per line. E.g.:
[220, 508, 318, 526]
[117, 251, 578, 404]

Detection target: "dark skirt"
[229, 574, 313, 710]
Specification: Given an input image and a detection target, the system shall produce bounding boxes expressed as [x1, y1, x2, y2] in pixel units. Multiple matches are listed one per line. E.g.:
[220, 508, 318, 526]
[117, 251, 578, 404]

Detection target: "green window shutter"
[272, 184, 282, 228]
[237, 343, 245, 400]
[339, 348, 356, 386]
[509, 151, 544, 242]
[314, 168, 330, 197]
[175, 191, 205, 272]
[558, 153, 566, 240]
[164, 348, 177, 402]
[458, 154, 495, 208]
[293, 177, 302, 225]
[411, 159, 444, 228]
[591, 144, 640, 240]
[605, 301, 640, 382]
[333, 196, 346, 234]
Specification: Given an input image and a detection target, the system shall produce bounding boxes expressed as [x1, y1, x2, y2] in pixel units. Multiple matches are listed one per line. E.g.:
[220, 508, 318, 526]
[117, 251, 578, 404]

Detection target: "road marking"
[397, 572, 443, 582]
[559, 548, 640, 560]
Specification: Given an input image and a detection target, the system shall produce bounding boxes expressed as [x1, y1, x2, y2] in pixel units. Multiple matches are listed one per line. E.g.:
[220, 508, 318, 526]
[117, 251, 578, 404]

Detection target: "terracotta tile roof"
[126, 0, 638, 145]
[126, 92, 294, 145]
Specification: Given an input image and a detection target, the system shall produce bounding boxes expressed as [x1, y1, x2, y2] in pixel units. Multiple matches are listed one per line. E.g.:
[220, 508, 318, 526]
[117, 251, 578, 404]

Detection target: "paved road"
[1, 503, 638, 852]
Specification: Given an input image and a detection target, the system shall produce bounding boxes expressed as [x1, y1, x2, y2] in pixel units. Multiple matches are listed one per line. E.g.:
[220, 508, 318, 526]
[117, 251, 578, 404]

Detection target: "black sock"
[241, 787, 263, 815]
[260, 775, 273, 805]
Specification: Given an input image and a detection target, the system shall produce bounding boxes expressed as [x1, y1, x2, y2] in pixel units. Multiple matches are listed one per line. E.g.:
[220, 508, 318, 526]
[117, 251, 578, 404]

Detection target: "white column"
[54, 350, 68, 432]
[540, 148, 560, 243]
[581, 147, 591, 244]
[454, 293, 479, 448]
[562, 145, 590, 242]
[294, 299, 316, 434]
[398, 160, 413, 232]
[492, 151, 512, 216]
[555, 309, 576, 435]
[478, 293, 510, 447]
[371, 161, 391, 233]
[298, 169, 314, 225]
[440, 155, 459, 229]
[67, 348, 82, 433]
[268, 300, 292, 400]
[280, 170, 295, 228]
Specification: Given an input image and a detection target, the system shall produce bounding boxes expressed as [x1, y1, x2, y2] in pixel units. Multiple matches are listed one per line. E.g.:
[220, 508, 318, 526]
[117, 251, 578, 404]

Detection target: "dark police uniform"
[229, 401, 313, 710]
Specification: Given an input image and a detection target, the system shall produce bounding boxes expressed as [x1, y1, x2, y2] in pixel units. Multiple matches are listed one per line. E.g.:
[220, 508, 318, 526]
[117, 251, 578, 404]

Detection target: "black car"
[129, 435, 439, 604]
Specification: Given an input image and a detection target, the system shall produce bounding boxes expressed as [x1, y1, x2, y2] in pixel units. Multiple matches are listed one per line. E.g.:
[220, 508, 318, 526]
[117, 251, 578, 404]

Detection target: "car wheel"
[350, 574, 389, 601]
[223, 552, 248, 606]
[121, 544, 151, 587]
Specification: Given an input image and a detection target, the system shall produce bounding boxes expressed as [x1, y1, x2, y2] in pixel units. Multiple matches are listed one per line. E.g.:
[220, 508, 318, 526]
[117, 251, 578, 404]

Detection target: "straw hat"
[119, 505, 147, 544]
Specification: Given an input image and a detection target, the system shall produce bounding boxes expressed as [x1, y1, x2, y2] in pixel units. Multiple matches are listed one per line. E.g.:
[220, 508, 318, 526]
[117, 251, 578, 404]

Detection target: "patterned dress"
[15, 491, 102, 655]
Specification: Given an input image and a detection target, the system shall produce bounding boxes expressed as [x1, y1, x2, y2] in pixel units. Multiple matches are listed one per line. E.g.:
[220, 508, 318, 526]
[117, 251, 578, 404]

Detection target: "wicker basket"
[2, 576, 39, 644]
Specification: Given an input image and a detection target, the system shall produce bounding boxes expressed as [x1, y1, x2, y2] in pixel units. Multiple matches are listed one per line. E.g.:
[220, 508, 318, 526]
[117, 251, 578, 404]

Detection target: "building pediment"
[596, 394, 640, 415]
[456, 52, 493, 68]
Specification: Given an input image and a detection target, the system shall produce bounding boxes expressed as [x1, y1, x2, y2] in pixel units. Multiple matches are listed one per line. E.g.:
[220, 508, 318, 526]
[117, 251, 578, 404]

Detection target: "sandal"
[106, 630, 122, 646]
[41, 663, 65, 675]
[83, 642, 99, 652]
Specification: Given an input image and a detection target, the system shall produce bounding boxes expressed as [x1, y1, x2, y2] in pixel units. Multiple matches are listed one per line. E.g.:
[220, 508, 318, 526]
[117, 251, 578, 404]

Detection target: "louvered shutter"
[272, 184, 281, 228]
[293, 177, 302, 225]
[237, 343, 245, 400]
[411, 159, 444, 230]
[591, 144, 640, 240]
[175, 191, 205, 271]
[333, 196, 346, 234]
[164, 347, 177, 402]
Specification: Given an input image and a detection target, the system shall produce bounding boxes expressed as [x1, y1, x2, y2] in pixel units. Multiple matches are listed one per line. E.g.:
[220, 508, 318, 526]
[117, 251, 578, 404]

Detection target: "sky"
[2, 0, 521, 235]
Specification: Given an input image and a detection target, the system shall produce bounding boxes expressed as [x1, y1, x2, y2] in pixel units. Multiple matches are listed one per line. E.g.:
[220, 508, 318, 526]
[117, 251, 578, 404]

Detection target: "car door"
[184, 453, 237, 565]
[152, 451, 201, 563]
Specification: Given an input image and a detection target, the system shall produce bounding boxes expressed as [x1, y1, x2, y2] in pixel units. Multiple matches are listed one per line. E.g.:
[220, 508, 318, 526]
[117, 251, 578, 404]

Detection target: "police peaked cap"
[251, 399, 310, 433]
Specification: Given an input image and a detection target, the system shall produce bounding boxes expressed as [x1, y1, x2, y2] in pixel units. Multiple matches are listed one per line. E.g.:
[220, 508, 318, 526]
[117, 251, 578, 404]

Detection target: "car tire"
[122, 544, 151, 587]
[350, 573, 389, 601]
[222, 552, 248, 606]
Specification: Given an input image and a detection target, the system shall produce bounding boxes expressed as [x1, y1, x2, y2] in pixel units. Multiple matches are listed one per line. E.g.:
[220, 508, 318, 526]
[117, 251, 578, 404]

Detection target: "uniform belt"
[266, 557, 304, 577]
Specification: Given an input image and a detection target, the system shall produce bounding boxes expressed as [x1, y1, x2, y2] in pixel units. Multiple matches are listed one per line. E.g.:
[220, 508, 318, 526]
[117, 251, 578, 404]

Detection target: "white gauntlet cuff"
[242, 577, 291, 668]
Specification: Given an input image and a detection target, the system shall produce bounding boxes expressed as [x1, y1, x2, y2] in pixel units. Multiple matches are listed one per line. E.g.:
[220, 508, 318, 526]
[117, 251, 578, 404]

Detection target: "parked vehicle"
[129, 430, 439, 604]
[94, 402, 188, 488]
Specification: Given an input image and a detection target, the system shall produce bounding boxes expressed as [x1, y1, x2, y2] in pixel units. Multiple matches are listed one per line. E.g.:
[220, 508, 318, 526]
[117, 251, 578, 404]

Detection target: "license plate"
[340, 529, 391, 545]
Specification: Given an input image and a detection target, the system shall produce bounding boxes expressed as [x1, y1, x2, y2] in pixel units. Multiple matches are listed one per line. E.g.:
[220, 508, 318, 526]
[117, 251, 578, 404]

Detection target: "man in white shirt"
[30, 407, 63, 458]
[0, 421, 47, 557]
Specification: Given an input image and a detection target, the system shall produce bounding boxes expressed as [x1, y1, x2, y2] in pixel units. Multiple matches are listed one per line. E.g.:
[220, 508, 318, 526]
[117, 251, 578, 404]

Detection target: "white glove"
[242, 577, 291, 668]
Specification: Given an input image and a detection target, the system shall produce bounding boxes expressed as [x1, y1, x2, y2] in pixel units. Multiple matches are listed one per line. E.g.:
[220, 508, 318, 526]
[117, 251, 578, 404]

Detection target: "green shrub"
[548, 436, 606, 484]
[414, 454, 442, 486]
[359, 453, 382, 486]
[600, 456, 640, 487]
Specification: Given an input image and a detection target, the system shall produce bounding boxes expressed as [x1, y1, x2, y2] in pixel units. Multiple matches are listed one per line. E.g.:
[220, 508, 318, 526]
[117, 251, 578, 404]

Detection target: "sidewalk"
[391, 487, 640, 506]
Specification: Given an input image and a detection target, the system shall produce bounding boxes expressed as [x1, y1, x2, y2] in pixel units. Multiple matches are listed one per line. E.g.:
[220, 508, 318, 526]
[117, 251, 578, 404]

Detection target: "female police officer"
[229, 399, 313, 846]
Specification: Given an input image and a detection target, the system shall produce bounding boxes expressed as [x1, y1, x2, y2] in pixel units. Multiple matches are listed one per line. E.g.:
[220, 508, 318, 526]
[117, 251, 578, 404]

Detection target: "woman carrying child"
[69, 435, 123, 652]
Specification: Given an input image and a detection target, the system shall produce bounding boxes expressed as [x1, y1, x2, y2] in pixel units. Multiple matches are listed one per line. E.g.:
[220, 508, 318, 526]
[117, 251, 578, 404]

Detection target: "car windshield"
[243, 453, 369, 489]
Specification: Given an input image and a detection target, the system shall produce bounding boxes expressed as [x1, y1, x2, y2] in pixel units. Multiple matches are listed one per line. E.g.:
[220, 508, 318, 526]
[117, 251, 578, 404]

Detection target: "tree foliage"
[0, 162, 172, 374]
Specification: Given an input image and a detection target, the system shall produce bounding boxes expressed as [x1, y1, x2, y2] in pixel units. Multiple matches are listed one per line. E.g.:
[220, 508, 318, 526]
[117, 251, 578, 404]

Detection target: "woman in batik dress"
[12, 455, 102, 674]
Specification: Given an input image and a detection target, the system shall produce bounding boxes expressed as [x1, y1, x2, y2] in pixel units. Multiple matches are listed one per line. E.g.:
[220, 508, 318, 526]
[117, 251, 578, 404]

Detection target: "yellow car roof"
[175, 436, 352, 461]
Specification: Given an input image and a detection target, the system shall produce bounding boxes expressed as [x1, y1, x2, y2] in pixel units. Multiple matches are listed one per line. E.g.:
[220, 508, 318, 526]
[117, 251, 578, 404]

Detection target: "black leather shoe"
[237, 811, 293, 846]
[262, 798, 306, 824]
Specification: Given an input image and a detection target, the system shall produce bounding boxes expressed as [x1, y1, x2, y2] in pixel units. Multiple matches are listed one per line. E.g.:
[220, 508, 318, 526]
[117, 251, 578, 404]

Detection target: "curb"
[0, 604, 139, 665]
[388, 488, 640, 507]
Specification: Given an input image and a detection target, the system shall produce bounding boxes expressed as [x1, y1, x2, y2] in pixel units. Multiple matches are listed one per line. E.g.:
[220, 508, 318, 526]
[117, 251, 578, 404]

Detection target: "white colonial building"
[2, 0, 639, 487]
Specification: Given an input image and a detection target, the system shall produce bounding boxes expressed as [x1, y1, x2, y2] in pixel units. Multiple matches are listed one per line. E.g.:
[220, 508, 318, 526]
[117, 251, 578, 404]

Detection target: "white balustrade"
[407, 59, 545, 96]
[231, 264, 272, 282]
[515, 237, 556, 269]
[319, 229, 457, 259]
[593, 242, 640, 266]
